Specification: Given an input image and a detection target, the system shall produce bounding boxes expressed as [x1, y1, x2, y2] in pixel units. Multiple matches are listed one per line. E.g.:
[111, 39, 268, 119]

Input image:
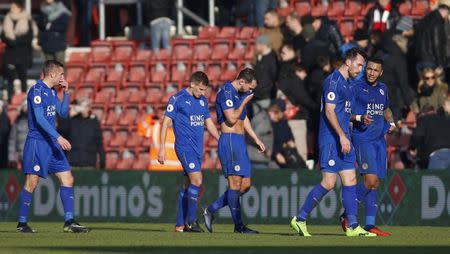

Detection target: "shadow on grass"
[29, 246, 450, 254]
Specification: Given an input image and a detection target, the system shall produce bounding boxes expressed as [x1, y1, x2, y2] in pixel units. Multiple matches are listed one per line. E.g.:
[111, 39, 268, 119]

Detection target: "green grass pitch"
[0, 223, 449, 254]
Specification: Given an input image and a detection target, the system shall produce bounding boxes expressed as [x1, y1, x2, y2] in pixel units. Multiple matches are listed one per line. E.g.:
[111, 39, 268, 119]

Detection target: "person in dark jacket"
[300, 24, 330, 72]
[58, 97, 105, 169]
[415, 0, 450, 71]
[0, 100, 11, 168]
[410, 96, 450, 169]
[364, 0, 401, 35]
[254, 34, 278, 104]
[283, 12, 306, 53]
[277, 43, 299, 81]
[1, 0, 36, 100]
[379, 34, 416, 121]
[37, 0, 71, 64]
[302, 15, 343, 59]
[278, 63, 319, 161]
[8, 99, 28, 169]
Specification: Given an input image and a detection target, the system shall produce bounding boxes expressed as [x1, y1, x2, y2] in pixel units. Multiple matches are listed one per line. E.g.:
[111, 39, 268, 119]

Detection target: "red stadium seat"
[128, 89, 144, 103]
[90, 41, 112, 63]
[193, 40, 212, 61]
[344, 0, 363, 17]
[126, 133, 143, 147]
[295, 1, 312, 16]
[102, 127, 113, 147]
[128, 63, 147, 83]
[10, 92, 26, 106]
[84, 65, 106, 82]
[91, 105, 107, 125]
[145, 86, 163, 104]
[398, 0, 412, 16]
[339, 19, 356, 38]
[132, 151, 149, 170]
[118, 106, 139, 126]
[211, 42, 230, 60]
[311, 3, 328, 17]
[105, 105, 123, 126]
[66, 64, 86, 84]
[110, 129, 128, 147]
[105, 63, 126, 82]
[149, 62, 168, 83]
[67, 51, 90, 64]
[161, 90, 176, 104]
[172, 39, 193, 60]
[132, 49, 152, 63]
[105, 150, 120, 170]
[151, 48, 171, 61]
[237, 27, 256, 40]
[411, 0, 429, 16]
[327, 1, 345, 17]
[206, 62, 222, 83]
[198, 26, 219, 39]
[170, 62, 190, 83]
[217, 26, 237, 39]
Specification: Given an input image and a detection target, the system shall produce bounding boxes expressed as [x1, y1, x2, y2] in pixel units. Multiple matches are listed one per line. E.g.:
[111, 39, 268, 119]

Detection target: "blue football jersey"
[319, 69, 353, 145]
[215, 82, 248, 125]
[351, 80, 390, 141]
[27, 80, 60, 140]
[165, 88, 210, 157]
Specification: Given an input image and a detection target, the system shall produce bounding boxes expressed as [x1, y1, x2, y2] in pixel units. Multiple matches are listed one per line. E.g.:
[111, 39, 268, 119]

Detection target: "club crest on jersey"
[328, 160, 336, 166]
[234, 165, 241, 171]
[327, 92, 336, 101]
[167, 104, 174, 112]
[200, 100, 205, 107]
[189, 163, 195, 169]
[33, 165, 40, 172]
[380, 89, 384, 95]
[226, 99, 234, 107]
[34, 96, 42, 104]
[362, 163, 369, 170]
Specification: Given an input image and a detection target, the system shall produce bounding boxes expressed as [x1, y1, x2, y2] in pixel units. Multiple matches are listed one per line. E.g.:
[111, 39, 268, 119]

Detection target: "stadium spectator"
[253, 35, 278, 105]
[58, 97, 105, 169]
[302, 15, 343, 59]
[414, 68, 449, 113]
[247, 101, 275, 169]
[379, 34, 416, 121]
[363, 0, 401, 34]
[283, 12, 306, 52]
[1, 0, 37, 101]
[254, 0, 278, 27]
[261, 9, 283, 54]
[8, 99, 28, 169]
[37, 0, 71, 64]
[308, 56, 332, 104]
[147, 0, 173, 53]
[300, 24, 329, 72]
[74, 0, 94, 46]
[277, 44, 299, 81]
[278, 64, 319, 162]
[410, 95, 450, 169]
[340, 29, 370, 57]
[395, 16, 414, 38]
[268, 100, 306, 169]
[0, 99, 10, 168]
[415, 0, 450, 74]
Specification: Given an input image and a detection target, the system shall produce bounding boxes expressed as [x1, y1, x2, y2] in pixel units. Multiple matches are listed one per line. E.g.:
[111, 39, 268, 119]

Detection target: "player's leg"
[291, 172, 335, 236]
[340, 170, 376, 237]
[54, 170, 89, 233]
[17, 174, 40, 233]
[227, 175, 244, 230]
[185, 171, 203, 232]
[175, 176, 189, 232]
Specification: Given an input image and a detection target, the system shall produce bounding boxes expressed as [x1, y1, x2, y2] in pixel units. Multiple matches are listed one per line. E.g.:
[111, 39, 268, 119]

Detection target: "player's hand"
[255, 139, 266, 153]
[388, 123, 396, 133]
[362, 114, 373, 125]
[242, 93, 254, 105]
[59, 77, 69, 93]
[57, 136, 72, 151]
[339, 135, 351, 154]
[157, 148, 166, 164]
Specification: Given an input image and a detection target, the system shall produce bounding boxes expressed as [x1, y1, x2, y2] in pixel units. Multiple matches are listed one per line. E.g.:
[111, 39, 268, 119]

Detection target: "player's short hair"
[367, 57, 384, 68]
[343, 47, 367, 62]
[191, 71, 209, 86]
[43, 60, 64, 77]
[237, 68, 257, 83]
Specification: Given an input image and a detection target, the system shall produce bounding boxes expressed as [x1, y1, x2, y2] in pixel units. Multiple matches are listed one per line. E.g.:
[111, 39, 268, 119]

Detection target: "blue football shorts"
[354, 139, 387, 179]
[218, 133, 251, 178]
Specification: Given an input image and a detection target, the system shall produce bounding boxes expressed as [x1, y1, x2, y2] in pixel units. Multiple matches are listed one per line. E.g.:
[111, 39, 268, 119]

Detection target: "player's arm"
[56, 78, 70, 118]
[205, 118, 220, 140]
[350, 113, 373, 125]
[222, 93, 254, 126]
[158, 116, 172, 164]
[243, 116, 265, 152]
[384, 107, 396, 133]
[33, 107, 72, 151]
[324, 103, 350, 154]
